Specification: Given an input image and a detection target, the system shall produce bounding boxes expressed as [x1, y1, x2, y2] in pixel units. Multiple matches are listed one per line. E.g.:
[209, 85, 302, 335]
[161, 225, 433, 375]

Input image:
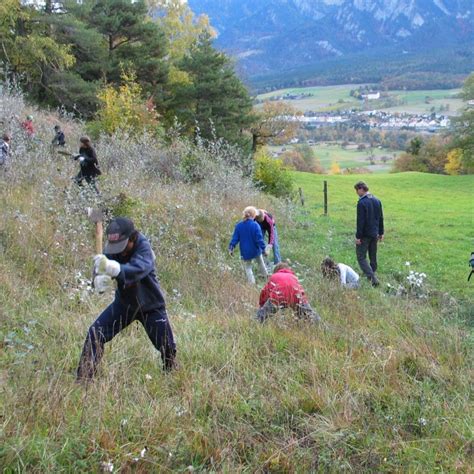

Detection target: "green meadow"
[272, 143, 398, 173]
[288, 172, 474, 299]
[258, 85, 463, 115]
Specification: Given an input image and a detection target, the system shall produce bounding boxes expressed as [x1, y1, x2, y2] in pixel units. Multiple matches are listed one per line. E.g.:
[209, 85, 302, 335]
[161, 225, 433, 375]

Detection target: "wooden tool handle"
[95, 221, 103, 254]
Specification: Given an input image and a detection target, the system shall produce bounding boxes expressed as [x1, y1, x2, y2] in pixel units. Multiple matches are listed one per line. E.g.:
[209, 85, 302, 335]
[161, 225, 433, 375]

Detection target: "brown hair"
[80, 136, 92, 147]
[2, 133, 11, 142]
[255, 209, 266, 222]
[354, 181, 369, 192]
[321, 257, 340, 279]
[273, 262, 290, 273]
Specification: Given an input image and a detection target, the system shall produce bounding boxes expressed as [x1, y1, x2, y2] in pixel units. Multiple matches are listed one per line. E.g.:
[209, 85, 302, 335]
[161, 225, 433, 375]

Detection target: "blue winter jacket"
[229, 219, 266, 260]
[356, 193, 384, 239]
[107, 233, 166, 312]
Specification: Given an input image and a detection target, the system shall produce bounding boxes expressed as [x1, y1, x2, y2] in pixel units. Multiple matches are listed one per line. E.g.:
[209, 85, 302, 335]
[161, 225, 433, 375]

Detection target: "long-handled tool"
[56, 150, 77, 158]
[86, 207, 111, 293]
[87, 207, 104, 255]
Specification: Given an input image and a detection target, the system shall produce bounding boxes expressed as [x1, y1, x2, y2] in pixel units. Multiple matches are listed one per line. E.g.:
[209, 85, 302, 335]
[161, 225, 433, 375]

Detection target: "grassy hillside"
[271, 144, 398, 173]
[289, 172, 474, 299]
[1, 92, 472, 472]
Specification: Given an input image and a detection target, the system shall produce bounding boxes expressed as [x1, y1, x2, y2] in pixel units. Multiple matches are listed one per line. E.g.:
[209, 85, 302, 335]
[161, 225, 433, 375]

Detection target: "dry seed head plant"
[0, 87, 472, 471]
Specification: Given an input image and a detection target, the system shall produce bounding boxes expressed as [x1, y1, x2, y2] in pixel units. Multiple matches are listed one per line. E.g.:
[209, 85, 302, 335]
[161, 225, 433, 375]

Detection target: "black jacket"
[356, 193, 384, 239]
[52, 131, 65, 146]
[76, 145, 101, 178]
[108, 233, 166, 313]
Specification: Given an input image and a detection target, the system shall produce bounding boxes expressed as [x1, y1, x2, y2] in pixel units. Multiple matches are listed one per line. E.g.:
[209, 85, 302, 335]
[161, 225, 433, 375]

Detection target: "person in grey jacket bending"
[77, 217, 177, 381]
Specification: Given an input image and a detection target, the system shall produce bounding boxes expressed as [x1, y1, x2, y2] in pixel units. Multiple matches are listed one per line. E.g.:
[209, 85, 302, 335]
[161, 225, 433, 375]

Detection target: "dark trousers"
[75, 172, 99, 193]
[256, 299, 321, 323]
[77, 300, 176, 380]
[356, 236, 378, 283]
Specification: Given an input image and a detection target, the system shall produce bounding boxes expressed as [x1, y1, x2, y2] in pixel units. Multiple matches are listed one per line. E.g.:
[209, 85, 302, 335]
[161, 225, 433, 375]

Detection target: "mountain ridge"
[188, 0, 474, 85]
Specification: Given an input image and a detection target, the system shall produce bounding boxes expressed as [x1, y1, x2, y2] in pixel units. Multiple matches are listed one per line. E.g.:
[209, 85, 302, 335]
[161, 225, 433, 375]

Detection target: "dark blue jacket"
[107, 233, 166, 313]
[356, 193, 384, 239]
[229, 219, 266, 260]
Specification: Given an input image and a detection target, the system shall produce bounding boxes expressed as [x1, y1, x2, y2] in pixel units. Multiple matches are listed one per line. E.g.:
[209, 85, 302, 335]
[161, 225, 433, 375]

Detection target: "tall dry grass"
[0, 88, 472, 472]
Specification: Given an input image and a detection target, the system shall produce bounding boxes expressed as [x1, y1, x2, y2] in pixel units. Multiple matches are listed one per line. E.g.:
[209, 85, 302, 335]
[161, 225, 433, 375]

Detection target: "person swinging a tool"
[76, 217, 177, 381]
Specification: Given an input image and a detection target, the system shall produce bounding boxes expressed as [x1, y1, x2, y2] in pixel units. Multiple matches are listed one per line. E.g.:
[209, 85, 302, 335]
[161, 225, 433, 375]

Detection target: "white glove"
[265, 244, 273, 255]
[79, 156, 85, 163]
[93, 254, 121, 278]
[93, 274, 115, 294]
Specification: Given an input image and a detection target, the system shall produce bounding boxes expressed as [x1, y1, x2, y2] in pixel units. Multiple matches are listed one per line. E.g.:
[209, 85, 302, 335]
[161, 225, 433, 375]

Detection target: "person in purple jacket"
[76, 217, 177, 381]
[255, 208, 281, 265]
[229, 206, 269, 284]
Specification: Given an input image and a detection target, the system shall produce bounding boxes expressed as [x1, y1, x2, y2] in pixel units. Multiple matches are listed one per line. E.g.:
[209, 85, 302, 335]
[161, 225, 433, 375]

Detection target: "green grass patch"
[286, 171, 473, 298]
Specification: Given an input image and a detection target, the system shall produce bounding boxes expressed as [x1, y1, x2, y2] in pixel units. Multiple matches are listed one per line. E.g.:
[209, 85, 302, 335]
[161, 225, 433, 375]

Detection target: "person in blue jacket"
[354, 181, 384, 286]
[76, 217, 177, 381]
[229, 206, 269, 284]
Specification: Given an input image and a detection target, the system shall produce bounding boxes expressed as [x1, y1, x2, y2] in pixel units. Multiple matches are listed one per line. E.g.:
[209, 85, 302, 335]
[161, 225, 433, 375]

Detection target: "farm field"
[288, 171, 474, 299]
[270, 143, 398, 173]
[258, 85, 463, 115]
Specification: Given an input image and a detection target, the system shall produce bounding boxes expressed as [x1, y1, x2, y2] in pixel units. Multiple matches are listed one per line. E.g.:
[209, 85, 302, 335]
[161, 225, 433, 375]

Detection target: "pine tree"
[169, 35, 253, 147]
[74, 0, 169, 101]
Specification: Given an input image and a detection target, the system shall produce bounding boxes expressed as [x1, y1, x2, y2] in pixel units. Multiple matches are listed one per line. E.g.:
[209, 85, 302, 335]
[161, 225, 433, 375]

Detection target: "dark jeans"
[256, 299, 321, 323]
[77, 300, 176, 380]
[356, 236, 378, 283]
[75, 172, 99, 193]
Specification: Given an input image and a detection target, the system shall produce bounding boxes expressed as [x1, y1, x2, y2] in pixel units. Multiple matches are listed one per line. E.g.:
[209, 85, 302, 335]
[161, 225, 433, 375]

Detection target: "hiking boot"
[163, 355, 179, 372]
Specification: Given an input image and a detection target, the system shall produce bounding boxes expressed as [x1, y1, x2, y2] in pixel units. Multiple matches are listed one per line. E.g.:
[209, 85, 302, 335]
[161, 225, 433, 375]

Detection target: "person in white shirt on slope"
[321, 257, 360, 289]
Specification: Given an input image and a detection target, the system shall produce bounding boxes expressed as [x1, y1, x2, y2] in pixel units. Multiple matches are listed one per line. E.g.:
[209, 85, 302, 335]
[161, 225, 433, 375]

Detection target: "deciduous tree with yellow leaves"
[89, 70, 160, 137]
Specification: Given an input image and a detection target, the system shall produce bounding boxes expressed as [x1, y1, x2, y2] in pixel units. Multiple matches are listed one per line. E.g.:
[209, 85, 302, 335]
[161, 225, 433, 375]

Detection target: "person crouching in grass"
[321, 257, 360, 289]
[256, 262, 321, 323]
[229, 206, 268, 284]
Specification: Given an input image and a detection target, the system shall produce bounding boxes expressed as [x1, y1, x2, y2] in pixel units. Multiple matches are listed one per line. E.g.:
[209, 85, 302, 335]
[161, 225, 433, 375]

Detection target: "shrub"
[254, 149, 294, 198]
[87, 70, 161, 138]
[281, 145, 324, 174]
[329, 161, 341, 175]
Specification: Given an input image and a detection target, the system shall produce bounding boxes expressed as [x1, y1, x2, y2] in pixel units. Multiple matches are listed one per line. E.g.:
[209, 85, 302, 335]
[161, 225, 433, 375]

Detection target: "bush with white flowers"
[386, 262, 429, 298]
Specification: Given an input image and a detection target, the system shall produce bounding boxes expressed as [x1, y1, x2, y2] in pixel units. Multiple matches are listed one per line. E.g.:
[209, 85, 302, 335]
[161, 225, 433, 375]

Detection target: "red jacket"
[259, 268, 308, 307]
[21, 120, 34, 136]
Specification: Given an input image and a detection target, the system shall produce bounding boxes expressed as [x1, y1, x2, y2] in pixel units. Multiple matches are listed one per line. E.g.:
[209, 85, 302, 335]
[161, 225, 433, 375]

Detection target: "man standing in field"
[354, 181, 384, 287]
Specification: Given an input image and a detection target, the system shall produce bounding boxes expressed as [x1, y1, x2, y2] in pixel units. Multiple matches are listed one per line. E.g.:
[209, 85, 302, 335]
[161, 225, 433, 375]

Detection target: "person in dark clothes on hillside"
[51, 125, 65, 147]
[76, 217, 177, 381]
[354, 181, 384, 287]
[74, 136, 101, 192]
[0, 133, 11, 169]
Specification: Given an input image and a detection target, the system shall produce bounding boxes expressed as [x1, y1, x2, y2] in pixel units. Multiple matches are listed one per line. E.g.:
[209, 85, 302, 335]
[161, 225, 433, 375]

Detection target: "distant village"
[260, 88, 453, 132]
[297, 109, 450, 132]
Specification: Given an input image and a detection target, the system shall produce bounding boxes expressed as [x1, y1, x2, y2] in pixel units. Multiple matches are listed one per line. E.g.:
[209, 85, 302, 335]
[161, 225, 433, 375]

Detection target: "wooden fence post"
[323, 180, 328, 216]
